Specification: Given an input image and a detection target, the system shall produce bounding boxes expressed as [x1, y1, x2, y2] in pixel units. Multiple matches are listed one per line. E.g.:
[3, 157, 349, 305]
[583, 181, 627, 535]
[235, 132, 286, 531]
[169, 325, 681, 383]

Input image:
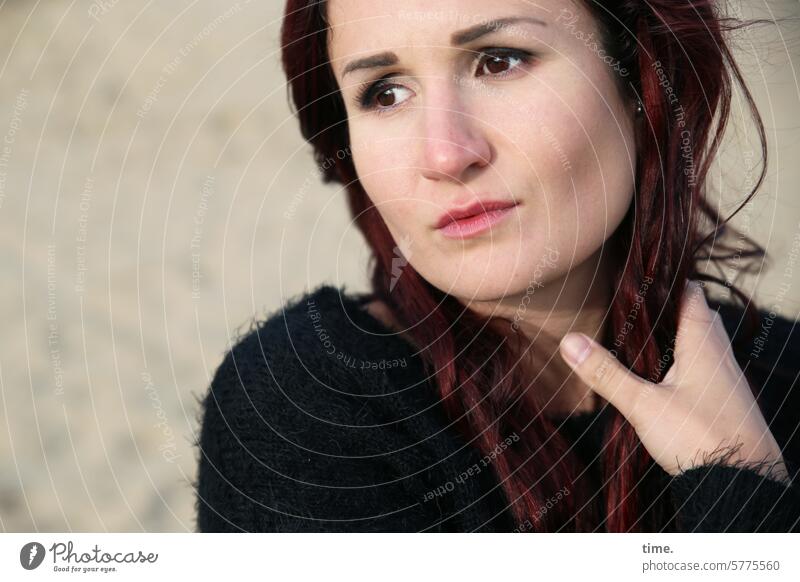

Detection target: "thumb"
[558, 332, 647, 423]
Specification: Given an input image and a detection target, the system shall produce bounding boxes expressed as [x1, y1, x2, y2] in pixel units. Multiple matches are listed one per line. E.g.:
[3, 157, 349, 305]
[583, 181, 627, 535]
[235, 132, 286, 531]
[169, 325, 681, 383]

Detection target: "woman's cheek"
[357, 173, 419, 239]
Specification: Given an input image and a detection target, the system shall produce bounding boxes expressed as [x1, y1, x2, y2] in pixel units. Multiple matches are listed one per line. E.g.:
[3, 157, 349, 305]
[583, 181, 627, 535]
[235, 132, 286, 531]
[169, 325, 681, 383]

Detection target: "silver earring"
[636, 102, 644, 116]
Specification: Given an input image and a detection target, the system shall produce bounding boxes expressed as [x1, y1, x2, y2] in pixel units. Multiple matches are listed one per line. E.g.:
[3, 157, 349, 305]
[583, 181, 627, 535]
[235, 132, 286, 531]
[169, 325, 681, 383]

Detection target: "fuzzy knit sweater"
[194, 283, 800, 532]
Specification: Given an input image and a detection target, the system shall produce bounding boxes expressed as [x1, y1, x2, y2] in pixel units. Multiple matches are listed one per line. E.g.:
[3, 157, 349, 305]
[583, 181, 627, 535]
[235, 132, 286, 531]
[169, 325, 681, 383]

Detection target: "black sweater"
[194, 283, 800, 532]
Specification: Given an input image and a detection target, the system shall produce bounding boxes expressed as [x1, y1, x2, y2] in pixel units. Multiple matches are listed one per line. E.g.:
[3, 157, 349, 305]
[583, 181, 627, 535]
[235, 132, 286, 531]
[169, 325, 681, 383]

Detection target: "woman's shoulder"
[204, 282, 418, 413]
[193, 284, 446, 531]
[197, 283, 428, 454]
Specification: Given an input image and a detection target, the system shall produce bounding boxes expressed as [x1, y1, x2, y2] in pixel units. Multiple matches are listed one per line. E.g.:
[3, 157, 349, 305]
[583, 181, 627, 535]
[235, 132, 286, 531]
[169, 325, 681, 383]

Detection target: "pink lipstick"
[436, 200, 519, 239]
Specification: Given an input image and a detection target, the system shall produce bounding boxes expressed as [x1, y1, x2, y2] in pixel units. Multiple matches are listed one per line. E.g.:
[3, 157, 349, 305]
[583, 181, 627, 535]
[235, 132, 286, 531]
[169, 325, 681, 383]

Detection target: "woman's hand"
[559, 279, 790, 484]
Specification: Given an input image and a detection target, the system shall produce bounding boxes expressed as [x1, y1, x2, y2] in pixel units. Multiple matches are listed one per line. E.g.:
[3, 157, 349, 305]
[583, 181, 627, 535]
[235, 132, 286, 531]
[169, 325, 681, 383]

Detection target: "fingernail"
[560, 333, 592, 366]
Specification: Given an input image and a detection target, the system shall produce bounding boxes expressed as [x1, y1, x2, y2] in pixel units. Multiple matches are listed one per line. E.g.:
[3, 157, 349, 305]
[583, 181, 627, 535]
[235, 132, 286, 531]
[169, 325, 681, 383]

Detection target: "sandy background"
[0, 0, 798, 531]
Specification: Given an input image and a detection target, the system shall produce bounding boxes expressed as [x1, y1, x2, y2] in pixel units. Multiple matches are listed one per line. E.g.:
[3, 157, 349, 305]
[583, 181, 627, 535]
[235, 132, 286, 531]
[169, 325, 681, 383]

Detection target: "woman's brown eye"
[376, 90, 396, 107]
[475, 50, 530, 78]
[483, 56, 511, 75]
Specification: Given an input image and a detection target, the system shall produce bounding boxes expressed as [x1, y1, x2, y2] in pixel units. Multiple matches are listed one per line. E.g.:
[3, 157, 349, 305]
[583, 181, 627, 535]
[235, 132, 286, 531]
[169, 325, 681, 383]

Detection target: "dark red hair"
[280, 0, 769, 531]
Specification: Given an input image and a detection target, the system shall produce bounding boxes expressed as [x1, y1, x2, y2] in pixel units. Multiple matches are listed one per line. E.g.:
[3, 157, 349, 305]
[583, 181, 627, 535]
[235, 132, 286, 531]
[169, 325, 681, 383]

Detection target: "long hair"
[279, 0, 770, 531]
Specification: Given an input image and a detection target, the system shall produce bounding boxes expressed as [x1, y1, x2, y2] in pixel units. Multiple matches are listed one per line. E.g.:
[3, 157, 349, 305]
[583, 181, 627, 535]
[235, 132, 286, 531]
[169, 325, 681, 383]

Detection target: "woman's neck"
[467, 247, 613, 418]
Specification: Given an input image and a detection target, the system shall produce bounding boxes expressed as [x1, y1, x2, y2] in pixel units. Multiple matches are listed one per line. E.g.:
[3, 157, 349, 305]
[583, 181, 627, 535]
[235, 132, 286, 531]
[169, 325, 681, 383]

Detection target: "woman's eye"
[475, 49, 531, 78]
[354, 78, 413, 113]
[353, 49, 533, 114]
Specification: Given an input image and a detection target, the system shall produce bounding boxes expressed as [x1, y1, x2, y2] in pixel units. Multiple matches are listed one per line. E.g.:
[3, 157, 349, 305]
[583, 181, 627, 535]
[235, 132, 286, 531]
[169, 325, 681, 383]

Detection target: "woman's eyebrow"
[340, 15, 548, 80]
[451, 16, 547, 45]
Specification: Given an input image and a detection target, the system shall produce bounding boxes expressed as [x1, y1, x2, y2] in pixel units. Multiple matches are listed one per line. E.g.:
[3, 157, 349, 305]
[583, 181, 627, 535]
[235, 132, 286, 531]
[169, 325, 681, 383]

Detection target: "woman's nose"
[417, 90, 492, 183]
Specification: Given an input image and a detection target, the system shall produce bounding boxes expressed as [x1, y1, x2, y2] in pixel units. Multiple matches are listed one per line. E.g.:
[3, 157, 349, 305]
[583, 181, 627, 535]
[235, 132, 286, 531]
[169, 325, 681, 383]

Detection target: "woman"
[194, 0, 800, 532]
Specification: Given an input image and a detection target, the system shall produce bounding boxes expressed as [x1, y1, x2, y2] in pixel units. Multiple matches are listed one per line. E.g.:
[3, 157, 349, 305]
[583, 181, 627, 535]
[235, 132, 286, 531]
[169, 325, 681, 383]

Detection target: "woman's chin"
[424, 274, 531, 304]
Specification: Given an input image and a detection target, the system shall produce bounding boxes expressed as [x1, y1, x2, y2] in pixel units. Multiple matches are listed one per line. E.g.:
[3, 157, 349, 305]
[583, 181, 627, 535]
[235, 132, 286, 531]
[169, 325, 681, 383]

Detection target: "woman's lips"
[437, 203, 519, 239]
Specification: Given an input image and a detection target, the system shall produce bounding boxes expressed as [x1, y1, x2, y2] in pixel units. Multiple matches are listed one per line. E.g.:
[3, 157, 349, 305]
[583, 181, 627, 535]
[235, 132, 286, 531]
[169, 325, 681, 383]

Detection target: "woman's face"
[327, 0, 637, 303]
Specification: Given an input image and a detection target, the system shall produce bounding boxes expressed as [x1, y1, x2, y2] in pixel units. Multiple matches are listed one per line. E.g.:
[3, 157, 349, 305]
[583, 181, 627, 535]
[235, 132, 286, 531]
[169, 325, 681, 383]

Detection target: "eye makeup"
[351, 47, 537, 114]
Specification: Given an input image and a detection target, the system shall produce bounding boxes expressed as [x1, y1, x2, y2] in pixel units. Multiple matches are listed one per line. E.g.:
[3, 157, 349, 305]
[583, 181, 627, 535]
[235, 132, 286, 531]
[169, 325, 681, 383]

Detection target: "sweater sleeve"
[668, 454, 800, 532]
[193, 328, 436, 532]
[668, 304, 800, 531]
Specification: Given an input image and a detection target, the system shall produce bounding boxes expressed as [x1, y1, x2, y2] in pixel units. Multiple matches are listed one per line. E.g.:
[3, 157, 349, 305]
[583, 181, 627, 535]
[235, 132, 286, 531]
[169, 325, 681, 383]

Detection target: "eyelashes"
[354, 73, 407, 113]
[352, 47, 536, 114]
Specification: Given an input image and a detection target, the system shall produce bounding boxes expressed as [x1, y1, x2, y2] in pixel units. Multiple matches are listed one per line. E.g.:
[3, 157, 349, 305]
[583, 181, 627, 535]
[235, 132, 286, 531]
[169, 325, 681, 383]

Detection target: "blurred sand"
[0, 0, 798, 531]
